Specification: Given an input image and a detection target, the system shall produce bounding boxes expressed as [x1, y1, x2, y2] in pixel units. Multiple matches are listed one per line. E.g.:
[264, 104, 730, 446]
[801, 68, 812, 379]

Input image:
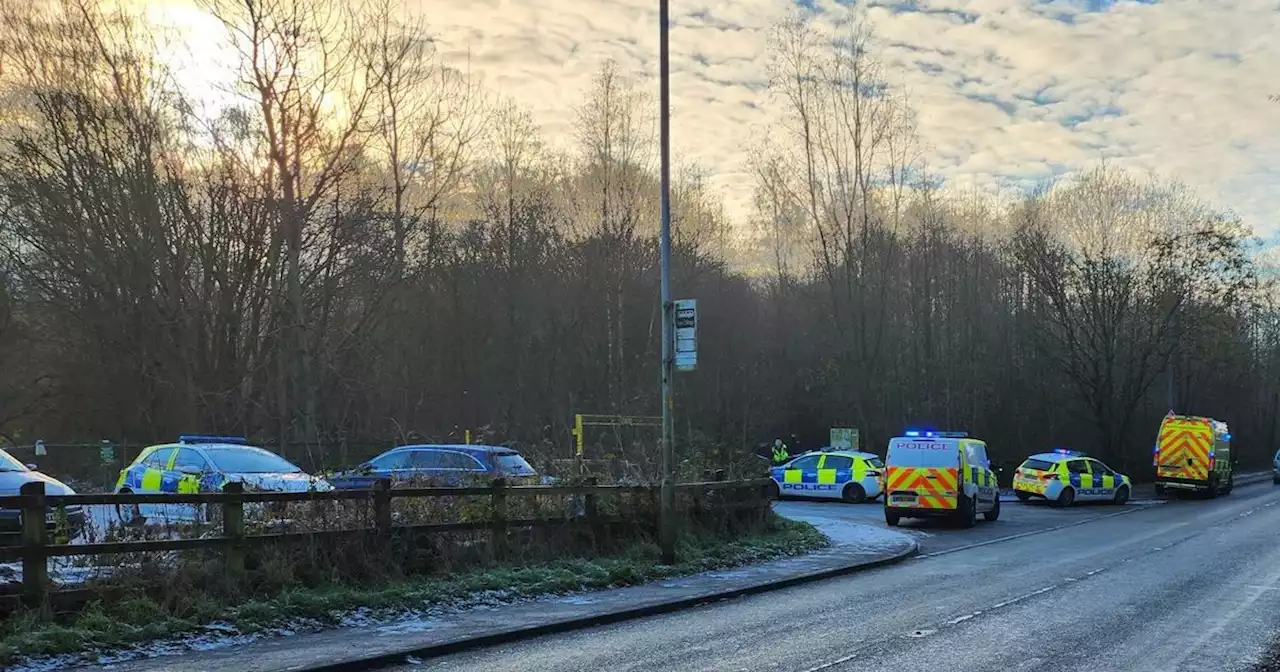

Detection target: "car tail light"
[1039, 473, 1059, 481]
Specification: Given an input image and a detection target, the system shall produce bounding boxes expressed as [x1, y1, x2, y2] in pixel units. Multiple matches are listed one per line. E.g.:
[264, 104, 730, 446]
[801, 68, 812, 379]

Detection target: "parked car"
[328, 444, 541, 489]
[114, 435, 331, 524]
[0, 449, 85, 543]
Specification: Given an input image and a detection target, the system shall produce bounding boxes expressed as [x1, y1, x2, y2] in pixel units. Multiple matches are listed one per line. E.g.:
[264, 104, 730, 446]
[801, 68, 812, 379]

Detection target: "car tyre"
[884, 508, 901, 527]
[768, 481, 781, 500]
[958, 494, 977, 528]
[1113, 485, 1130, 506]
[983, 495, 1001, 522]
[1052, 487, 1075, 508]
[115, 489, 145, 526]
[842, 483, 866, 504]
[1273, 475, 1280, 486]
[1015, 491, 1031, 503]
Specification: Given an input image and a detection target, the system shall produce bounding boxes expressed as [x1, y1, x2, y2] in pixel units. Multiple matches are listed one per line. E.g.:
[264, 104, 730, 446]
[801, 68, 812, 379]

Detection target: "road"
[393, 482, 1280, 672]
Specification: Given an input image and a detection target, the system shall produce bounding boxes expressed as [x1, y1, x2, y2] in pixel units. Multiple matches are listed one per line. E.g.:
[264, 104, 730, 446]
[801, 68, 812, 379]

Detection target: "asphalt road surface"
[393, 482, 1280, 672]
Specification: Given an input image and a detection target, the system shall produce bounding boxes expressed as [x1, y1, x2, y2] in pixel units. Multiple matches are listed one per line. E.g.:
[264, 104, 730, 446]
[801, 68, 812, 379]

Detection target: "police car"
[114, 435, 331, 523]
[769, 449, 885, 503]
[1012, 449, 1131, 507]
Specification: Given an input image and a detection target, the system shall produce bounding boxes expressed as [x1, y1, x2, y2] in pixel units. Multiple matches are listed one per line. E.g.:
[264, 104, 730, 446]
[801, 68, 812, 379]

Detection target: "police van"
[883, 430, 999, 528]
[769, 449, 885, 503]
[1153, 412, 1234, 497]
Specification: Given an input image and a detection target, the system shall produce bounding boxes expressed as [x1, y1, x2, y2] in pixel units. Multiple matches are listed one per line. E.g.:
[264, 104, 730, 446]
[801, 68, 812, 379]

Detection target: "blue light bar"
[1053, 448, 1087, 457]
[179, 435, 247, 445]
[905, 430, 922, 437]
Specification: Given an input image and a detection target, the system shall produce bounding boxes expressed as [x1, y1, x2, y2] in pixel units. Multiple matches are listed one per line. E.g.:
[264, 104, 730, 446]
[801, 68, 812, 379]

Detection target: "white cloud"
[416, 0, 1280, 233]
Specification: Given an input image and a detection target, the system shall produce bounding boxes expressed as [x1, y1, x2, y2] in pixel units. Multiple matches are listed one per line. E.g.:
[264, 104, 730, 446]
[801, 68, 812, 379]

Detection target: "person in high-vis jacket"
[772, 439, 791, 464]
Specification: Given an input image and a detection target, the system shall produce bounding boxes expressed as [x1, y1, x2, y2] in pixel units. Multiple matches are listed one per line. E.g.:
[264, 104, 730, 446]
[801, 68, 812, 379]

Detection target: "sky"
[409, 0, 1280, 236]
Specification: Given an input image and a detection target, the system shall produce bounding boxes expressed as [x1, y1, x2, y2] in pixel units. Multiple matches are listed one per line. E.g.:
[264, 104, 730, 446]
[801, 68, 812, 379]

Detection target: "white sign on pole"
[674, 299, 697, 372]
[830, 428, 859, 451]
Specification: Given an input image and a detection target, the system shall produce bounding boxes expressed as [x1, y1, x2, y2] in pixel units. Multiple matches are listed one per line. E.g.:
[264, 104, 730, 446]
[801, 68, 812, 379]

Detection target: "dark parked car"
[0, 449, 86, 542]
[328, 444, 541, 489]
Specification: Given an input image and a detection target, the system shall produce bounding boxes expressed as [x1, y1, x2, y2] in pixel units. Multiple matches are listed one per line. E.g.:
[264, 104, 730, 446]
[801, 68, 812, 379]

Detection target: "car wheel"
[768, 481, 781, 500]
[115, 489, 145, 526]
[1015, 491, 1031, 502]
[983, 495, 1001, 522]
[1113, 485, 1130, 506]
[842, 483, 866, 504]
[884, 508, 901, 527]
[1273, 475, 1280, 486]
[1052, 487, 1075, 508]
[958, 495, 977, 528]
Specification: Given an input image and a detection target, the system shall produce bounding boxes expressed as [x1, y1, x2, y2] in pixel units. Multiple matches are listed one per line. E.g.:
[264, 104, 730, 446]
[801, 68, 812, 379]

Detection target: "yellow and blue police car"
[114, 435, 331, 524]
[769, 449, 885, 503]
[1012, 449, 1131, 507]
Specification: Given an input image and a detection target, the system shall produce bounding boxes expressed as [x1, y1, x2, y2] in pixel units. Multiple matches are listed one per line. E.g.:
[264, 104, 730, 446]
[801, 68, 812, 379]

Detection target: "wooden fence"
[0, 477, 774, 610]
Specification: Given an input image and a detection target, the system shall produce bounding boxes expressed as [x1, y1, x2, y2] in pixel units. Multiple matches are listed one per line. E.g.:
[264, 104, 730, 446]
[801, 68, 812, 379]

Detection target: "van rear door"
[1157, 416, 1214, 483]
[886, 437, 960, 510]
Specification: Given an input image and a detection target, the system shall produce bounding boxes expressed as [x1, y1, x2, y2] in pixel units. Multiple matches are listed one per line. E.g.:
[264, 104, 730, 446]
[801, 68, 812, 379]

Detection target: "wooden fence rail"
[3, 477, 774, 610]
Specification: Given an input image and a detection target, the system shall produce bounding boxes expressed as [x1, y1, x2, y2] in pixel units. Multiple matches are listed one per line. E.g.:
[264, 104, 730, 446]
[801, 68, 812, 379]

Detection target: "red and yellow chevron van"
[884, 430, 999, 528]
[1153, 412, 1234, 498]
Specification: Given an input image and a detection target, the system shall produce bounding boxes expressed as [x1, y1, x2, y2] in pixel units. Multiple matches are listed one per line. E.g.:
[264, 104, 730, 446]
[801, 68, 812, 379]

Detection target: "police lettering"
[782, 483, 837, 492]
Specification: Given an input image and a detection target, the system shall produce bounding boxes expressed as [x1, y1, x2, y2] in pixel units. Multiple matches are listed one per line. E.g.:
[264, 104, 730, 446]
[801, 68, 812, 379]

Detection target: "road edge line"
[294, 539, 920, 672]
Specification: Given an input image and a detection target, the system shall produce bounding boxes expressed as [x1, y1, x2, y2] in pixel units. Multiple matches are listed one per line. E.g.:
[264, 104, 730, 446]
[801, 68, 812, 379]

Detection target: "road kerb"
[294, 540, 919, 672]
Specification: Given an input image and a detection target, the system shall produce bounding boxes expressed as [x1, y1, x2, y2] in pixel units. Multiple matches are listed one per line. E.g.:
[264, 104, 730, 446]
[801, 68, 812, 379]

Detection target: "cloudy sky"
[414, 0, 1279, 235]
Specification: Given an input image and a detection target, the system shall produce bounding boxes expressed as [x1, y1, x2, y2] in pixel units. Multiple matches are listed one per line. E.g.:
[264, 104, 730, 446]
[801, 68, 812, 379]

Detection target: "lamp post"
[657, 0, 676, 565]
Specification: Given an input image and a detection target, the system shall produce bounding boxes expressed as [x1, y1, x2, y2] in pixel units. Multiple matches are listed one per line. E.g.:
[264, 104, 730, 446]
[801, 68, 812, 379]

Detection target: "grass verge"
[0, 515, 827, 666]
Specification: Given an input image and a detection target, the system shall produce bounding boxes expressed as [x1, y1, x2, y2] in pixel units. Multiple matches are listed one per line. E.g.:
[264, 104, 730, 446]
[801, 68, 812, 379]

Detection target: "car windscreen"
[0, 450, 27, 472]
[494, 454, 536, 476]
[1019, 458, 1055, 472]
[204, 447, 302, 474]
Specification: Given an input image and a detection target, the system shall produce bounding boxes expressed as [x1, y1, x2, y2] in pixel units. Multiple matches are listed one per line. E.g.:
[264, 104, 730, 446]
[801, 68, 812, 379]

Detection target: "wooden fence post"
[222, 482, 245, 574]
[583, 476, 601, 547]
[373, 478, 392, 557]
[491, 478, 507, 561]
[20, 481, 48, 612]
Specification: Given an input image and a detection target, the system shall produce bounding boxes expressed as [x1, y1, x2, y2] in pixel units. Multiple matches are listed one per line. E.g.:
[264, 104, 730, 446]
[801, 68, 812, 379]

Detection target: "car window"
[867, 457, 885, 469]
[787, 455, 821, 471]
[1020, 458, 1055, 471]
[438, 451, 485, 470]
[1087, 460, 1113, 476]
[143, 447, 175, 469]
[173, 448, 208, 472]
[203, 447, 302, 474]
[821, 455, 854, 470]
[370, 451, 411, 470]
[493, 453, 536, 476]
[0, 450, 29, 472]
[1066, 460, 1089, 474]
[964, 442, 990, 468]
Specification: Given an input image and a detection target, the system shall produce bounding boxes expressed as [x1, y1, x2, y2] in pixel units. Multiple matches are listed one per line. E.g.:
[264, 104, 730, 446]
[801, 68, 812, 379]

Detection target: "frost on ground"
[7, 589, 535, 672]
[797, 514, 916, 549]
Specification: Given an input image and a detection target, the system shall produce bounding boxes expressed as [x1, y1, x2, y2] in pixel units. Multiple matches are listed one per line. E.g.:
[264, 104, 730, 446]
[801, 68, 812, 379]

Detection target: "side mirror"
[24, 463, 37, 470]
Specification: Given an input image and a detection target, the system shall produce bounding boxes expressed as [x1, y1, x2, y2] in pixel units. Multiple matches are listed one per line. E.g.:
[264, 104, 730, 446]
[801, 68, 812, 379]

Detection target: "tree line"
[0, 0, 1273, 477]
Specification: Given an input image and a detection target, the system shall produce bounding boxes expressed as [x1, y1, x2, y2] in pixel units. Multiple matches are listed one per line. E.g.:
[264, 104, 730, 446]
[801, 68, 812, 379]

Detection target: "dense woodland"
[0, 0, 1274, 477]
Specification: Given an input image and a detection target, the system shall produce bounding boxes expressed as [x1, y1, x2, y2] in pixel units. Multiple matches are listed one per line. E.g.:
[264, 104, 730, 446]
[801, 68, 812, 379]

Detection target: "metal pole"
[657, 0, 676, 565]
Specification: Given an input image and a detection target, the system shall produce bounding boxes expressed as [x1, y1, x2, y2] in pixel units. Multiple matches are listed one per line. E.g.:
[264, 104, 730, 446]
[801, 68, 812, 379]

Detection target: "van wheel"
[958, 495, 977, 528]
[115, 489, 145, 526]
[768, 481, 780, 500]
[842, 483, 866, 504]
[1113, 485, 1130, 506]
[1154, 483, 1167, 497]
[885, 509, 901, 527]
[983, 495, 1001, 522]
[1052, 487, 1075, 508]
[1207, 477, 1220, 498]
[1223, 474, 1234, 495]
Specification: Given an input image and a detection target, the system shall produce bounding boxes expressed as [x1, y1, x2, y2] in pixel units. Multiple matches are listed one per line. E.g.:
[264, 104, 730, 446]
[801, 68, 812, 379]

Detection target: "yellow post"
[465, 429, 471, 445]
[574, 414, 584, 457]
